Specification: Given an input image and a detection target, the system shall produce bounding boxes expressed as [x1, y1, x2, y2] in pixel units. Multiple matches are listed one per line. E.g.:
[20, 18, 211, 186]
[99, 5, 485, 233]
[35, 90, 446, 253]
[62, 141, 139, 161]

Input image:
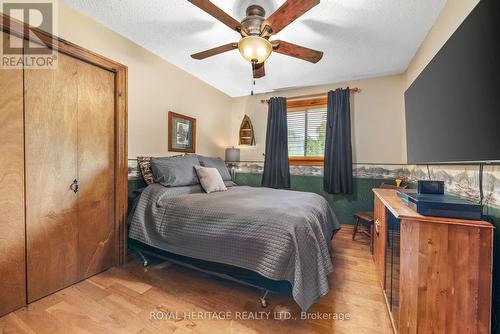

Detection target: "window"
[287, 100, 327, 166]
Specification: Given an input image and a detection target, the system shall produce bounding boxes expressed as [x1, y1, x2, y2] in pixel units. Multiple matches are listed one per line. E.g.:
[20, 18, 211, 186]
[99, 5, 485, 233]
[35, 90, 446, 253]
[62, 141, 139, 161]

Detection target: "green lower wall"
[235, 172, 408, 226]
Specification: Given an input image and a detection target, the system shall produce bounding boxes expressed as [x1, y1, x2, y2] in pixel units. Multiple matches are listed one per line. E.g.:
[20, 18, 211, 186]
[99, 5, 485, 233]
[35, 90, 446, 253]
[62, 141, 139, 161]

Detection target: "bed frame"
[128, 239, 292, 308]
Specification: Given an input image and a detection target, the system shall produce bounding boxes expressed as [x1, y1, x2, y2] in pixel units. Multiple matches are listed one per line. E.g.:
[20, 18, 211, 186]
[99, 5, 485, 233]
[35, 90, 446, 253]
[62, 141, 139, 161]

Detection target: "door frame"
[1, 14, 129, 265]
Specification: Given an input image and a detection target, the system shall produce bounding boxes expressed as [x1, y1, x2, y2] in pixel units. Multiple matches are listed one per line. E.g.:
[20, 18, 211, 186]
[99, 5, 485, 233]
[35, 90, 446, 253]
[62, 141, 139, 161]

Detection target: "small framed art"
[168, 111, 196, 153]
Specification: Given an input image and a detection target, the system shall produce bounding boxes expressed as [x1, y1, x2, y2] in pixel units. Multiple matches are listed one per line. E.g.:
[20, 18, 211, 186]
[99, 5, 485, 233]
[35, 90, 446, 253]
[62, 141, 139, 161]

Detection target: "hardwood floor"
[0, 225, 392, 334]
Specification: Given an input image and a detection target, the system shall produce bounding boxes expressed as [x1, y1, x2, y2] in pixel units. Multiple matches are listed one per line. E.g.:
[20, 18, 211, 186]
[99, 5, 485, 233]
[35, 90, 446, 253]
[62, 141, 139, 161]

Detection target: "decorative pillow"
[196, 155, 232, 181]
[151, 155, 200, 187]
[194, 166, 227, 193]
[137, 156, 154, 185]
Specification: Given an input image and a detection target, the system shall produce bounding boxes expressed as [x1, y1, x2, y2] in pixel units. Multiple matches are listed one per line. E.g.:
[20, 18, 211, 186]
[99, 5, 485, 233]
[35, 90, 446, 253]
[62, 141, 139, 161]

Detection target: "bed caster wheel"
[259, 290, 269, 308]
[136, 250, 149, 268]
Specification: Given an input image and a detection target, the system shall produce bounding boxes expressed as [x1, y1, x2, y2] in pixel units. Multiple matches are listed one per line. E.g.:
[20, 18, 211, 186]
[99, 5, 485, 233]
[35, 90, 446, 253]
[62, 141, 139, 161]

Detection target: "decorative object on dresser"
[373, 188, 493, 334]
[0, 14, 128, 316]
[168, 111, 196, 153]
[239, 115, 255, 145]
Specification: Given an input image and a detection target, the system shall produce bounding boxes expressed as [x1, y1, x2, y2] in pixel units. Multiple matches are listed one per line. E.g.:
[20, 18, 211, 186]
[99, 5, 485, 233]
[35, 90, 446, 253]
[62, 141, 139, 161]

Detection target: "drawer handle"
[70, 179, 79, 193]
[375, 220, 380, 236]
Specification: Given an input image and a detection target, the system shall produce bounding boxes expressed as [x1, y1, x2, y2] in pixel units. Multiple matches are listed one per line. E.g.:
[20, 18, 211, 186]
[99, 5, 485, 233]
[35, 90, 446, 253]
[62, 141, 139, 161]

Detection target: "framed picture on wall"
[168, 111, 196, 153]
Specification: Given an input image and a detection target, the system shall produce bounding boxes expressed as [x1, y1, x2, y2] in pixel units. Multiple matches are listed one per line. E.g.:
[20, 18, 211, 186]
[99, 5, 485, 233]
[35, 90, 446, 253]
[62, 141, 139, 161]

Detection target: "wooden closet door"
[0, 32, 26, 316]
[25, 52, 80, 302]
[76, 60, 116, 279]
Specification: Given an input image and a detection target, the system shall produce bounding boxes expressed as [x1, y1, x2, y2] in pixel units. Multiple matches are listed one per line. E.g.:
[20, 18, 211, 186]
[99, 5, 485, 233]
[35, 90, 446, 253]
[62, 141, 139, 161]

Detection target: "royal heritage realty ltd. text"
[149, 311, 352, 321]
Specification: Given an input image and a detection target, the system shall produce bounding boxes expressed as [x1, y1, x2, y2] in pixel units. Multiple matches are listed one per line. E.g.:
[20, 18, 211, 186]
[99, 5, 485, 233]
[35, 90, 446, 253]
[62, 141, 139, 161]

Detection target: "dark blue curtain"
[324, 88, 353, 194]
[262, 97, 290, 189]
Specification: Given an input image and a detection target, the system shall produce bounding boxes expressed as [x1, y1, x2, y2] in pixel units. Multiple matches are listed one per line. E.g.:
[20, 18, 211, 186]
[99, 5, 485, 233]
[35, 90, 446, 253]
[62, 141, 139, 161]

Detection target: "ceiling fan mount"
[188, 0, 324, 79]
[241, 5, 266, 36]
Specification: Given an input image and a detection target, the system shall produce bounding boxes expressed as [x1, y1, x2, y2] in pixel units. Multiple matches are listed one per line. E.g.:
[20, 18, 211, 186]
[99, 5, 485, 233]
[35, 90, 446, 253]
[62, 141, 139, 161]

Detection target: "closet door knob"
[70, 179, 79, 193]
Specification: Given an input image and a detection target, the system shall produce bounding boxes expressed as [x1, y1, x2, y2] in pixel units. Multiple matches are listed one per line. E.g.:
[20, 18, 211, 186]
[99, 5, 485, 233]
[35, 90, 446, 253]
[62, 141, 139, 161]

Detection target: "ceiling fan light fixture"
[238, 36, 272, 64]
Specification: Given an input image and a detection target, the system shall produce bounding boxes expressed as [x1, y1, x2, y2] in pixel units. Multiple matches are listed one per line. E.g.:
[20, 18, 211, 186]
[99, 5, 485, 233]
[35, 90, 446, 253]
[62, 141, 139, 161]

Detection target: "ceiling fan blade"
[191, 43, 238, 60]
[264, 0, 320, 35]
[272, 40, 323, 63]
[187, 0, 242, 32]
[253, 62, 265, 78]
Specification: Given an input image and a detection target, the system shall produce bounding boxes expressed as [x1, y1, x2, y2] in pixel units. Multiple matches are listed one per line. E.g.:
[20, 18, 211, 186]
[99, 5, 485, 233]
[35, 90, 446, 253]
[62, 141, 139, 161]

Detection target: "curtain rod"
[260, 87, 360, 104]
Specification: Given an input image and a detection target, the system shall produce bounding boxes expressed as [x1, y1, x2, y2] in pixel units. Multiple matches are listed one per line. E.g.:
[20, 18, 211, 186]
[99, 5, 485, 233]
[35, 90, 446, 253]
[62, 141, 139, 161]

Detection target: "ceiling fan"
[188, 0, 324, 79]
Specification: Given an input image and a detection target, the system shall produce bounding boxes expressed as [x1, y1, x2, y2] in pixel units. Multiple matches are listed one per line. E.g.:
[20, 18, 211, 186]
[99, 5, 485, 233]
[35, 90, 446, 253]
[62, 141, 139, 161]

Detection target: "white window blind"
[287, 106, 327, 157]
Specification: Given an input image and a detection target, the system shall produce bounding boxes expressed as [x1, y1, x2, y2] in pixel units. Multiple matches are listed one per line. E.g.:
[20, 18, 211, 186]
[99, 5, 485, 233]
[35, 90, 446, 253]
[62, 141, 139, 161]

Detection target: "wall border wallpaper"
[128, 159, 500, 208]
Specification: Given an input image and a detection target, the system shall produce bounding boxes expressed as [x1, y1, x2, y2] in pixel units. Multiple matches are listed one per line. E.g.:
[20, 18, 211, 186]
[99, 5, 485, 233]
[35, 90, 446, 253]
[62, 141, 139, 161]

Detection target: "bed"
[128, 182, 340, 311]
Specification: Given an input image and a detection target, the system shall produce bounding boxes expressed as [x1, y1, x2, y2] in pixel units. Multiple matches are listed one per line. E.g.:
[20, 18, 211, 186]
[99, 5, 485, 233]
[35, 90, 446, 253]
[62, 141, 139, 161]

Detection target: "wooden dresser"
[372, 189, 493, 334]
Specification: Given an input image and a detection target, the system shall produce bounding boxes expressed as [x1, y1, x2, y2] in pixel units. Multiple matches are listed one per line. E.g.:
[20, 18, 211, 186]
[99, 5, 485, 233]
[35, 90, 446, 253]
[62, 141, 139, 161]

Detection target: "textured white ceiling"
[63, 0, 446, 97]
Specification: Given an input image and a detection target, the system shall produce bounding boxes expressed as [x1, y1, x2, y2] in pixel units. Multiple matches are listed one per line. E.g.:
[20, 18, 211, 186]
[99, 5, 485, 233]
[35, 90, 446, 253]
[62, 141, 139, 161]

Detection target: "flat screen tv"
[405, 0, 500, 164]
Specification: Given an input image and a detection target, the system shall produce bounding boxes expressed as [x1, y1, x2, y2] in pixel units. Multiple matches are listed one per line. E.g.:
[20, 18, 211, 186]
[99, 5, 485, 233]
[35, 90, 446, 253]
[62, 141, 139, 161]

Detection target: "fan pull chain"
[251, 61, 256, 96]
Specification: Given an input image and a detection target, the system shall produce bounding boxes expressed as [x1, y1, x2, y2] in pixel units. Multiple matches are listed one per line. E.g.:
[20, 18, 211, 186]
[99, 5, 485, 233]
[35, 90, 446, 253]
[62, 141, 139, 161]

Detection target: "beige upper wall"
[60, 0, 477, 163]
[228, 1, 482, 165]
[229, 0, 482, 165]
[229, 75, 406, 164]
[8, 1, 478, 163]
[55, 3, 232, 159]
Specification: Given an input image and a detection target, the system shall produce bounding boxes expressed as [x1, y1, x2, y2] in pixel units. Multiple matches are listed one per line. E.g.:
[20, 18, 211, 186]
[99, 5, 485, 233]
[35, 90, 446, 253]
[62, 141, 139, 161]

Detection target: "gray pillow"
[151, 155, 200, 187]
[197, 155, 232, 181]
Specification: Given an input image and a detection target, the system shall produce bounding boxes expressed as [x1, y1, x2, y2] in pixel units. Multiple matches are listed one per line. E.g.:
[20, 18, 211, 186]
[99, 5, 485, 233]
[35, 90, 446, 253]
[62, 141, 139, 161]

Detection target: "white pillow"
[194, 166, 227, 193]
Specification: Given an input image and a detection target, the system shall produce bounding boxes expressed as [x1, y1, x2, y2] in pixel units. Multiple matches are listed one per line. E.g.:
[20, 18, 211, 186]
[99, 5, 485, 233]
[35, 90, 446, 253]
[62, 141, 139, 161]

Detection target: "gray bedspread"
[129, 184, 340, 311]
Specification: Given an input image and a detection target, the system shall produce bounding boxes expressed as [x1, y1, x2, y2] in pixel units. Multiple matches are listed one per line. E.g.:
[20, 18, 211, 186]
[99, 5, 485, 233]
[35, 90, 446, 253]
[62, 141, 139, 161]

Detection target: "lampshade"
[238, 36, 272, 64]
[225, 147, 240, 162]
